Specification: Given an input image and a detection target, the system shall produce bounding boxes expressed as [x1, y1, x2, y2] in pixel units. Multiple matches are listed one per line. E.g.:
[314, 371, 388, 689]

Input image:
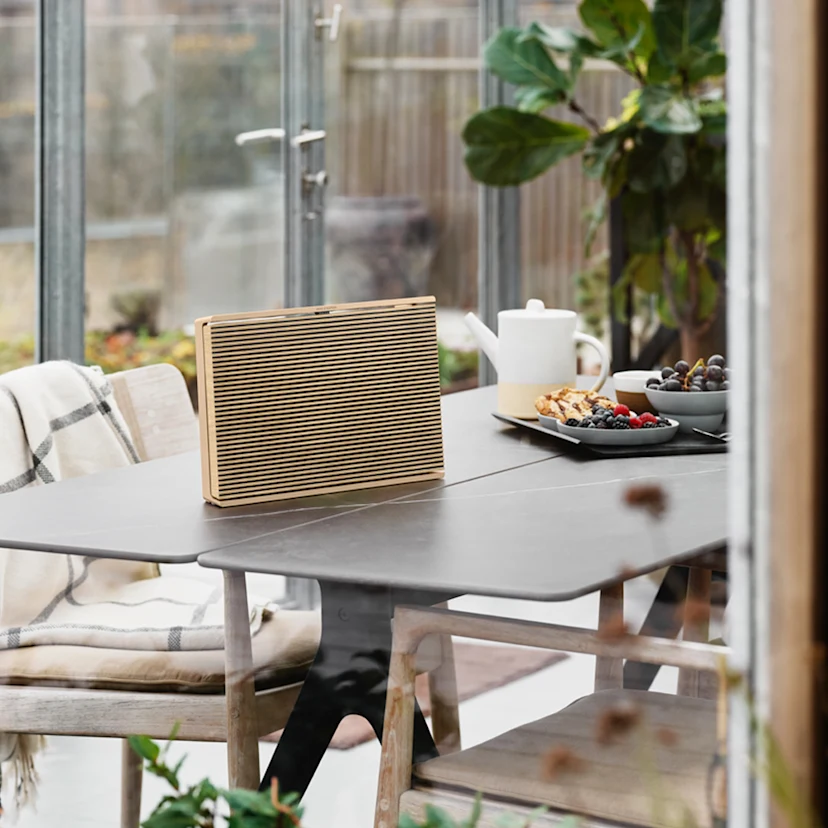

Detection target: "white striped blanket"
[0, 361, 272, 812]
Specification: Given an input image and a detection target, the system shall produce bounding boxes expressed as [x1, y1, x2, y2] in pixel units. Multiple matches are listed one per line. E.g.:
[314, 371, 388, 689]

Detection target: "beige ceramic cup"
[612, 370, 661, 415]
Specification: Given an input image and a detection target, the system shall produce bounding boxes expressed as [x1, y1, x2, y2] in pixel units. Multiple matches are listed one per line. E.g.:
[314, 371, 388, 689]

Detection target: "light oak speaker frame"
[195, 297, 445, 507]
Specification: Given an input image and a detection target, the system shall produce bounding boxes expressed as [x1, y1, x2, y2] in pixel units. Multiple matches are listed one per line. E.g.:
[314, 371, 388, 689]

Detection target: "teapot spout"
[464, 312, 498, 371]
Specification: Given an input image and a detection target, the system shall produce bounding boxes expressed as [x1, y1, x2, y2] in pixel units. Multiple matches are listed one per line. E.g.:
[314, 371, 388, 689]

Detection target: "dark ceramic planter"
[325, 195, 437, 303]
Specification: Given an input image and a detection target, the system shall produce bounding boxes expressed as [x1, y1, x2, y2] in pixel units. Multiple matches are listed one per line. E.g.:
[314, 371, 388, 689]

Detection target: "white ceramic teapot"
[465, 299, 610, 419]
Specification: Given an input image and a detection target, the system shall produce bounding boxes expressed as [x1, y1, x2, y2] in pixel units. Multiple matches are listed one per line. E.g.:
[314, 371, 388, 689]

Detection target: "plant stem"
[680, 328, 703, 363]
[626, 53, 646, 84]
[608, 12, 646, 84]
[568, 98, 602, 132]
[682, 230, 700, 328]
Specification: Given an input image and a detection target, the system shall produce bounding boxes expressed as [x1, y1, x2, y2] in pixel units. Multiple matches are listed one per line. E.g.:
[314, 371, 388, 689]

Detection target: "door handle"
[234, 128, 286, 147]
[291, 129, 326, 148]
[315, 4, 343, 42]
[235, 128, 325, 148]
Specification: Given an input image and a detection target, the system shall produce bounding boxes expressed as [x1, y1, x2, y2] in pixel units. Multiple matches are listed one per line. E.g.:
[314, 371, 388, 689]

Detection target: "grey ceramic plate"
[537, 413, 560, 432]
[557, 419, 679, 446]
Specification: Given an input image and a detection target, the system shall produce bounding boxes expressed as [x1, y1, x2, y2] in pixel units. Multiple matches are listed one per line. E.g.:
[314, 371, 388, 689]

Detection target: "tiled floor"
[10, 570, 677, 828]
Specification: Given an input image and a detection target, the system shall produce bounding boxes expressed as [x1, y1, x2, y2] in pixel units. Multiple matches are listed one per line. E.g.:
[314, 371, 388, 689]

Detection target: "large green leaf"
[699, 97, 727, 135]
[582, 125, 629, 180]
[484, 27, 570, 94]
[622, 190, 668, 253]
[606, 152, 629, 197]
[639, 85, 702, 134]
[128, 735, 160, 763]
[463, 107, 590, 186]
[520, 22, 601, 56]
[652, 0, 722, 70]
[579, 0, 656, 59]
[657, 260, 718, 327]
[688, 50, 726, 82]
[626, 132, 687, 193]
[646, 49, 676, 83]
[665, 176, 711, 233]
[624, 252, 663, 293]
[583, 192, 608, 256]
[514, 85, 565, 114]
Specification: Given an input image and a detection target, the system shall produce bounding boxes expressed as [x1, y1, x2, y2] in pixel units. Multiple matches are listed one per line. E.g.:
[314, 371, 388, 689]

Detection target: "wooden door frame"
[728, 0, 826, 824]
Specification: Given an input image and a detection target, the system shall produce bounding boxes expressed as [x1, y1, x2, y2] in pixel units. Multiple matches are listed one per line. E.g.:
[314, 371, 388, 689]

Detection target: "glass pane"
[84, 2, 282, 404]
[325, 2, 480, 392]
[0, 9, 35, 372]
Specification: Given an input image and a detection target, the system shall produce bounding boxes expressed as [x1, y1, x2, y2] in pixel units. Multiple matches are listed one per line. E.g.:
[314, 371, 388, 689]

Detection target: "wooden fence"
[328, 5, 635, 310]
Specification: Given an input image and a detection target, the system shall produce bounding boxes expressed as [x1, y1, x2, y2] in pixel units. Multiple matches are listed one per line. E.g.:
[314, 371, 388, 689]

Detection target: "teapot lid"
[500, 299, 576, 320]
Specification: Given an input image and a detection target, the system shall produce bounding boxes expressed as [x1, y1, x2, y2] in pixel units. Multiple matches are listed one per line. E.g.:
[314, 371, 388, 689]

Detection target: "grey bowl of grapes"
[644, 355, 730, 429]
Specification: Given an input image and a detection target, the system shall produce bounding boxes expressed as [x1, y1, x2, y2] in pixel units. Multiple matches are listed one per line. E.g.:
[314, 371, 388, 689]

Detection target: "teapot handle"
[574, 331, 610, 393]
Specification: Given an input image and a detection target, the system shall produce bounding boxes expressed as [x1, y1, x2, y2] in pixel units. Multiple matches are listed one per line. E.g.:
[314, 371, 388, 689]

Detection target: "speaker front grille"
[197, 298, 445, 506]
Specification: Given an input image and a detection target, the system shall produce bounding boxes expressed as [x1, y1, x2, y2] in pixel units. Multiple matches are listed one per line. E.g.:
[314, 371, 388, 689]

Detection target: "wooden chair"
[375, 604, 729, 828]
[0, 363, 460, 826]
[596, 550, 727, 697]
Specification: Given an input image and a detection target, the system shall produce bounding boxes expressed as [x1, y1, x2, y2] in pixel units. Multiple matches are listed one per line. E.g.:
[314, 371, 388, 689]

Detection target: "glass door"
[82, 0, 334, 609]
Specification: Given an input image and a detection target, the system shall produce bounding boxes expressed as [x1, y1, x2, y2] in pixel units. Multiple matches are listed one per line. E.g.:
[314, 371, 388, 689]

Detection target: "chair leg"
[677, 567, 712, 697]
[428, 632, 461, 755]
[121, 739, 143, 828]
[595, 582, 624, 691]
[223, 569, 261, 790]
[375, 638, 418, 828]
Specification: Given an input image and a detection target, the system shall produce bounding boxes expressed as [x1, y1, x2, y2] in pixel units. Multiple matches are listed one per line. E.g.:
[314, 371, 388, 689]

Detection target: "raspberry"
[613, 404, 630, 417]
[640, 412, 658, 424]
[629, 416, 643, 429]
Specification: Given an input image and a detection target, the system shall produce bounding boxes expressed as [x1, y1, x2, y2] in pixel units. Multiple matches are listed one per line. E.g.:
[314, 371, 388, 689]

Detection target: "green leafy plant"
[129, 732, 304, 828]
[462, 0, 727, 360]
[438, 342, 479, 388]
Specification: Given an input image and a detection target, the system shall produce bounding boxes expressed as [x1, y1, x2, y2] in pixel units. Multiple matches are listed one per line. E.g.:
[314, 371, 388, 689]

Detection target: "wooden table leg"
[623, 566, 689, 690]
[595, 582, 624, 691]
[677, 567, 712, 697]
[224, 570, 260, 790]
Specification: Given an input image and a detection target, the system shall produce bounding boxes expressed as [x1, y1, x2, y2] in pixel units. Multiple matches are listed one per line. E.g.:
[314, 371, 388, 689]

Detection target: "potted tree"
[461, 0, 727, 360]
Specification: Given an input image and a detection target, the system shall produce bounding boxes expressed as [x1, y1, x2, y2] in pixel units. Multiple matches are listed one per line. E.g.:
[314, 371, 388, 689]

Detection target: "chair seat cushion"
[407, 689, 717, 828]
[0, 610, 320, 693]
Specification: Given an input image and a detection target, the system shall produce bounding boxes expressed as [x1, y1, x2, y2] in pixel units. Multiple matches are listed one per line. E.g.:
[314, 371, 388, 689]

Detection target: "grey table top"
[0, 387, 560, 565]
[0, 383, 728, 599]
[200, 451, 727, 601]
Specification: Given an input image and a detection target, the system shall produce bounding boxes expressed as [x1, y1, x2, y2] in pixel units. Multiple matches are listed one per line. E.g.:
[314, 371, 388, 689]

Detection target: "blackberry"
[578, 417, 592, 428]
[642, 422, 658, 429]
[565, 418, 580, 427]
[615, 422, 631, 430]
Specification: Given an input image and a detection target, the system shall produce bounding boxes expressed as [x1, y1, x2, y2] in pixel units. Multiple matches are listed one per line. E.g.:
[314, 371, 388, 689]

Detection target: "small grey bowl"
[645, 387, 729, 416]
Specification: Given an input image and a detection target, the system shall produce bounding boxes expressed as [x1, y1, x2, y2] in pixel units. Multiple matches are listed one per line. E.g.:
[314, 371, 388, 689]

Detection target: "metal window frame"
[35, 0, 85, 364]
[280, 0, 328, 609]
[477, 0, 521, 387]
[282, 0, 327, 309]
[727, 0, 770, 824]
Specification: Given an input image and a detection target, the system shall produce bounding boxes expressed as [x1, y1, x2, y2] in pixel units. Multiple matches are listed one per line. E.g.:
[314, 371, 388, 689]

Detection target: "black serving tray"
[493, 413, 728, 459]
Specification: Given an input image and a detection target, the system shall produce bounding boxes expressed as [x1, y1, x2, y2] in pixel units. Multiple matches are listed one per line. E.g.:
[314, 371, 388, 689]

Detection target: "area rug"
[263, 643, 568, 750]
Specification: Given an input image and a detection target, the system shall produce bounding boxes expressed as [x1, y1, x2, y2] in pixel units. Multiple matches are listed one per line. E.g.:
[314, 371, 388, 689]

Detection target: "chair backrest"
[109, 364, 199, 462]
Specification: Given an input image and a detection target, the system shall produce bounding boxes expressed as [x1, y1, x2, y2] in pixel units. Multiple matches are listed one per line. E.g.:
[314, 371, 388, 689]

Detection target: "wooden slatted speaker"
[195, 297, 445, 506]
